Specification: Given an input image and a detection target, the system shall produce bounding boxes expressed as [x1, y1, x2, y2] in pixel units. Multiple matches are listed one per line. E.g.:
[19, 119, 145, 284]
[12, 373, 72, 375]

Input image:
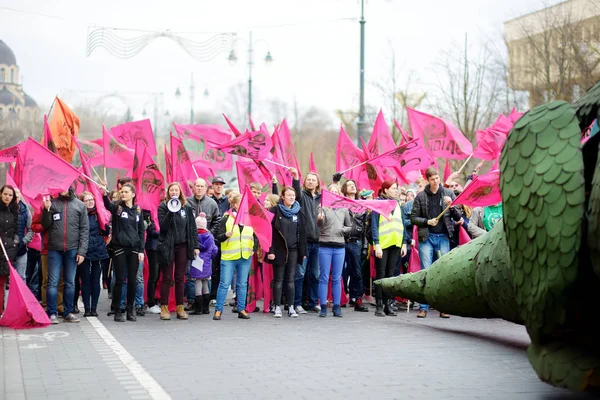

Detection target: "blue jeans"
[318, 246, 346, 307]
[215, 258, 251, 312]
[135, 260, 144, 307]
[26, 248, 41, 299]
[294, 242, 319, 307]
[345, 241, 363, 300]
[81, 259, 102, 310]
[15, 253, 27, 282]
[47, 249, 78, 317]
[418, 233, 450, 311]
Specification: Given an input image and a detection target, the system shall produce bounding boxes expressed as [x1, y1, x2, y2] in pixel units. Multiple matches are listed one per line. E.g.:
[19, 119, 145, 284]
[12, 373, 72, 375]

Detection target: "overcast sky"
[1, 0, 558, 128]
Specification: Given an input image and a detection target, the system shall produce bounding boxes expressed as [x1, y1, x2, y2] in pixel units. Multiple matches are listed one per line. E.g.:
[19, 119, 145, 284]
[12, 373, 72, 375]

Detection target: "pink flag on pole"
[0, 142, 22, 163]
[164, 145, 173, 183]
[407, 107, 473, 159]
[222, 114, 243, 137]
[394, 119, 412, 145]
[134, 146, 164, 229]
[266, 125, 294, 187]
[366, 140, 434, 174]
[444, 159, 452, 182]
[508, 107, 524, 123]
[473, 114, 513, 161]
[452, 170, 501, 207]
[458, 226, 471, 245]
[368, 110, 396, 156]
[234, 185, 274, 250]
[173, 123, 233, 171]
[321, 189, 397, 220]
[102, 126, 134, 170]
[336, 125, 364, 173]
[110, 119, 157, 157]
[246, 255, 263, 312]
[249, 114, 257, 131]
[236, 161, 271, 197]
[0, 261, 51, 329]
[309, 152, 318, 174]
[170, 133, 197, 180]
[408, 226, 421, 273]
[216, 124, 272, 161]
[191, 160, 216, 181]
[78, 139, 104, 167]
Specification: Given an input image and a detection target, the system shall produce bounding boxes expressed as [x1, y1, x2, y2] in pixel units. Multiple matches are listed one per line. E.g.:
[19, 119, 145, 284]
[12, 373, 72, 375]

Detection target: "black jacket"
[157, 202, 199, 265]
[85, 210, 110, 262]
[292, 179, 320, 243]
[346, 210, 367, 243]
[265, 205, 307, 265]
[42, 191, 89, 255]
[103, 196, 145, 253]
[142, 210, 159, 251]
[410, 185, 462, 242]
[0, 203, 18, 276]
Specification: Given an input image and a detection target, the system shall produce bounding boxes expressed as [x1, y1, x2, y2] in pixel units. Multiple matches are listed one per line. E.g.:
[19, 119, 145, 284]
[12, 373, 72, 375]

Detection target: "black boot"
[190, 296, 203, 315]
[202, 294, 210, 314]
[83, 308, 91, 317]
[91, 308, 98, 317]
[126, 306, 137, 322]
[384, 299, 397, 316]
[375, 299, 385, 317]
[114, 309, 125, 322]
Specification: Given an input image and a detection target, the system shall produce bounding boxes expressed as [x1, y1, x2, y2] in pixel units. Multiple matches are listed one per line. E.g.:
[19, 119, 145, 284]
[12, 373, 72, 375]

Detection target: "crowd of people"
[0, 163, 503, 323]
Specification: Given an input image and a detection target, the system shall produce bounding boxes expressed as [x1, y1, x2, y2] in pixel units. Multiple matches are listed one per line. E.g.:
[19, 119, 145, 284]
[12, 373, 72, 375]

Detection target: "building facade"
[504, 0, 600, 107]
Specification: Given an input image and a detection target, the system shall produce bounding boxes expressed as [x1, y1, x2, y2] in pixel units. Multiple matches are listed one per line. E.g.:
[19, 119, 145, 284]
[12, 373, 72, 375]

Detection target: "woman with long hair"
[317, 184, 352, 317]
[79, 192, 109, 317]
[213, 192, 256, 320]
[266, 186, 306, 318]
[0, 185, 18, 316]
[371, 180, 409, 317]
[102, 183, 145, 322]
[157, 182, 199, 321]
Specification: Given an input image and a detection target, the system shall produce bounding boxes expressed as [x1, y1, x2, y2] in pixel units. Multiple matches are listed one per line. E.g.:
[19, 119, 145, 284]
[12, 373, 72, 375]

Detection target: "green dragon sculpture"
[375, 81, 600, 391]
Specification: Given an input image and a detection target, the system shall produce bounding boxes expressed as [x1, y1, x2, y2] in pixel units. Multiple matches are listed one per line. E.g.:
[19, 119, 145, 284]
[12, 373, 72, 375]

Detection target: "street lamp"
[228, 31, 273, 128]
[175, 72, 209, 124]
[357, 0, 367, 146]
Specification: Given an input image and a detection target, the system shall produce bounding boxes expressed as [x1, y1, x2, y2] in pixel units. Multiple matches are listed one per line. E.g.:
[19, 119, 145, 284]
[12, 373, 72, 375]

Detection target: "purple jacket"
[190, 230, 218, 279]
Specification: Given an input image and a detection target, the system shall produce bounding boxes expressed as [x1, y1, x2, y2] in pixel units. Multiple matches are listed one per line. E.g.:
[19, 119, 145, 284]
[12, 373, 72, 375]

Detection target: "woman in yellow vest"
[371, 180, 409, 317]
[213, 192, 256, 320]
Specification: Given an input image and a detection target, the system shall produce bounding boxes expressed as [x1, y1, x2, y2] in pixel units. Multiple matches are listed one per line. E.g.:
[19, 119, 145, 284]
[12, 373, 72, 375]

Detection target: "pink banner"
[394, 119, 412, 145]
[458, 225, 471, 245]
[173, 123, 233, 171]
[102, 126, 134, 170]
[78, 139, 104, 167]
[234, 185, 274, 250]
[309, 152, 318, 174]
[266, 126, 294, 187]
[216, 124, 272, 161]
[367, 140, 434, 173]
[236, 161, 271, 195]
[368, 110, 396, 156]
[407, 107, 473, 159]
[274, 119, 301, 176]
[453, 170, 501, 207]
[110, 119, 156, 157]
[133, 145, 165, 229]
[321, 189, 397, 220]
[408, 226, 421, 273]
[444, 159, 452, 182]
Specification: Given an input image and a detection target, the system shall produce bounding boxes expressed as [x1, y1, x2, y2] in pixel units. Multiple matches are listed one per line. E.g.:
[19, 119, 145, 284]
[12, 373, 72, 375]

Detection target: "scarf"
[278, 201, 300, 218]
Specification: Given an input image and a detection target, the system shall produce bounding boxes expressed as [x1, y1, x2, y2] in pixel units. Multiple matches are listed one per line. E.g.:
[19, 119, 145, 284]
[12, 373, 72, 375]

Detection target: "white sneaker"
[274, 306, 282, 318]
[147, 305, 161, 314]
[288, 308, 298, 318]
[50, 314, 59, 324]
[295, 306, 307, 314]
[311, 305, 321, 312]
[210, 299, 216, 306]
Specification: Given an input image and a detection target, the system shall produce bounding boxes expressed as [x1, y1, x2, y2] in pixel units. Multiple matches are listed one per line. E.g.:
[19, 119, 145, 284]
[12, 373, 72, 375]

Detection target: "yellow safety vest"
[378, 203, 404, 250]
[221, 215, 254, 261]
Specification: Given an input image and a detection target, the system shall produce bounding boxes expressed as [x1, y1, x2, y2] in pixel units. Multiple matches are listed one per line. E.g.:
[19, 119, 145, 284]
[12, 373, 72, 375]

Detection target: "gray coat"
[41, 192, 89, 256]
[317, 207, 352, 246]
[467, 207, 487, 239]
[186, 195, 220, 236]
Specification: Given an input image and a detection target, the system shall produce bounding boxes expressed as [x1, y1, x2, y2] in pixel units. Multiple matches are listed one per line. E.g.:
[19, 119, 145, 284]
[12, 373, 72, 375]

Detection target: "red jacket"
[31, 210, 48, 255]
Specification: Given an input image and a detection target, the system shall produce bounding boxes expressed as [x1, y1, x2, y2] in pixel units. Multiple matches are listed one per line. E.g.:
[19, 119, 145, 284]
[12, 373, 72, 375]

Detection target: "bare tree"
[219, 82, 247, 127]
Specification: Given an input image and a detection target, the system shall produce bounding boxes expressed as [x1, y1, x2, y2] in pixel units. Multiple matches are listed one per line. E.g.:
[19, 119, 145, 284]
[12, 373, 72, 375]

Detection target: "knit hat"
[195, 212, 207, 230]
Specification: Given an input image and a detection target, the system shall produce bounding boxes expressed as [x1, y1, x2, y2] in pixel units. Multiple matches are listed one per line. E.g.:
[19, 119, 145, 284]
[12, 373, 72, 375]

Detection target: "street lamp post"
[176, 73, 209, 124]
[357, 0, 367, 146]
[228, 31, 273, 128]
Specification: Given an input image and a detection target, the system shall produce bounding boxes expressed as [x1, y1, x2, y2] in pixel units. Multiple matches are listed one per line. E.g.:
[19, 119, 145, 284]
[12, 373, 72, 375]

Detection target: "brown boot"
[417, 309, 427, 318]
[160, 305, 171, 320]
[176, 305, 188, 320]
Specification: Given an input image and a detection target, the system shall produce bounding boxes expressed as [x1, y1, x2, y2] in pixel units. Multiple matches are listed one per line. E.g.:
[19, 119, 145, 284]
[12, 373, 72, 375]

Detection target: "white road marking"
[86, 317, 172, 400]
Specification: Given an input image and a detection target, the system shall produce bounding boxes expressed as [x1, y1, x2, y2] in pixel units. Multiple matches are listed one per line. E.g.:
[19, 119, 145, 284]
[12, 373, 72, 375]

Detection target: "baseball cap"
[212, 176, 225, 184]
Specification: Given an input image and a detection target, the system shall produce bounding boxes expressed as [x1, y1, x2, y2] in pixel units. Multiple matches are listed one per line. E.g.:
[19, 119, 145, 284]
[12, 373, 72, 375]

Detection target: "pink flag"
[309, 152, 318, 174]
[444, 159, 452, 182]
[191, 160, 216, 181]
[458, 226, 471, 245]
[408, 226, 421, 273]
[110, 119, 157, 157]
[234, 185, 274, 250]
[0, 142, 21, 163]
[473, 114, 513, 161]
[5, 169, 17, 189]
[236, 161, 271, 195]
[249, 114, 257, 131]
[164, 145, 173, 183]
[102, 126, 134, 170]
[18, 138, 81, 200]
[336, 125, 364, 173]
[266, 125, 295, 187]
[78, 139, 104, 167]
[394, 119, 412, 144]
[407, 107, 473, 159]
[273, 119, 301, 175]
[508, 107, 524, 123]
[366, 140, 434, 173]
[134, 146, 165, 229]
[0, 261, 51, 329]
[246, 255, 263, 312]
[368, 110, 396, 155]
[452, 170, 501, 207]
[216, 124, 272, 161]
[170, 134, 197, 180]
[173, 123, 233, 171]
[222, 114, 243, 137]
[321, 189, 397, 220]
[42, 115, 57, 153]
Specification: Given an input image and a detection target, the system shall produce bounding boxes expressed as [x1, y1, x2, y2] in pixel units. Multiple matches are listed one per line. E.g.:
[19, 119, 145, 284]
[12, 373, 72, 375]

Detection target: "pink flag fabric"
[0, 143, 21, 162]
[368, 110, 396, 156]
[321, 189, 397, 220]
[473, 114, 514, 161]
[309, 152, 318, 174]
[408, 226, 421, 273]
[222, 114, 243, 137]
[266, 126, 295, 187]
[110, 119, 157, 157]
[453, 170, 501, 207]
[133, 146, 165, 229]
[173, 123, 233, 171]
[246, 255, 263, 313]
[216, 124, 272, 161]
[0, 261, 51, 329]
[102, 126, 134, 170]
[234, 185, 274, 250]
[394, 119, 412, 144]
[164, 145, 173, 183]
[336, 125, 363, 173]
[273, 119, 301, 176]
[236, 161, 272, 195]
[444, 159, 452, 183]
[508, 107, 524, 123]
[366, 140, 434, 173]
[17, 138, 81, 200]
[458, 225, 471, 245]
[5, 169, 17, 189]
[170, 134, 197, 180]
[262, 262, 273, 313]
[407, 107, 473, 159]
[78, 139, 104, 167]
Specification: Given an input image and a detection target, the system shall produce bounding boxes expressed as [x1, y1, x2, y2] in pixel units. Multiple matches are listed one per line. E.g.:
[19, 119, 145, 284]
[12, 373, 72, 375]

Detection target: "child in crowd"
[190, 213, 218, 315]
